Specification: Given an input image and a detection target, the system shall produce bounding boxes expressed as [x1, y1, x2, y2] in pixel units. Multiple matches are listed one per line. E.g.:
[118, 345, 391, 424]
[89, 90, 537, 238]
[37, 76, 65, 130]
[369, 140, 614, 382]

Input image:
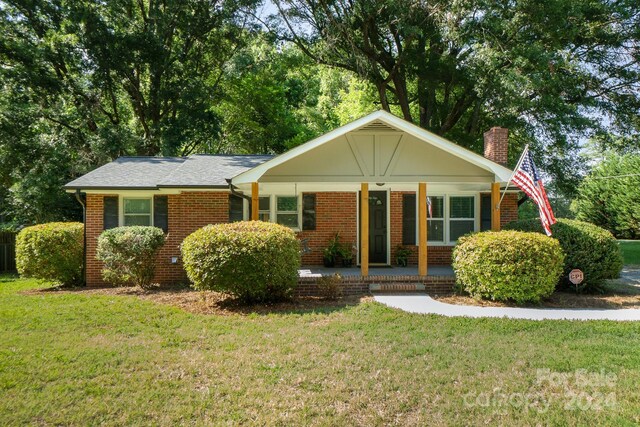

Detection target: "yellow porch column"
[418, 182, 428, 276]
[360, 183, 369, 277]
[251, 182, 259, 221]
[491, 182, 501, 231]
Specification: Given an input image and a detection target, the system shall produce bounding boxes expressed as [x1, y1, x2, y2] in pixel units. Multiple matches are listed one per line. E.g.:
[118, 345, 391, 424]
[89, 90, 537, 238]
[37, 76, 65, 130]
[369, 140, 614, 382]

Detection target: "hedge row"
[504, 218, 623, 290]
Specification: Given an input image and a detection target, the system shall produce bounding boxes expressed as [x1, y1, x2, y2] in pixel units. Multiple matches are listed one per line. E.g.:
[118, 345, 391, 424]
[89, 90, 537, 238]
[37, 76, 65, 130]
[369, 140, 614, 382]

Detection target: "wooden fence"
[0, 231, 16, 273]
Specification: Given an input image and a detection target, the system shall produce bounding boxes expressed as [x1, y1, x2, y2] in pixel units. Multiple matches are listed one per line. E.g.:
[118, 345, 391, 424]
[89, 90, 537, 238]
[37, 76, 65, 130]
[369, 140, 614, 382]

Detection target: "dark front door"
[367, 191, 387, 264]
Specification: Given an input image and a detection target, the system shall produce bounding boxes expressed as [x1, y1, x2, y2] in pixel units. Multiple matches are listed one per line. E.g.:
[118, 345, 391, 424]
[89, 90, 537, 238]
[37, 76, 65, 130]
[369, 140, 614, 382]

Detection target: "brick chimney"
[483, 127, 509, 166]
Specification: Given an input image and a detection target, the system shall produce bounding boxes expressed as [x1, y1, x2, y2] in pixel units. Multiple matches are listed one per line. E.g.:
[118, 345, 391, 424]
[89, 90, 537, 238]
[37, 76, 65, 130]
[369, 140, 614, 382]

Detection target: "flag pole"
[497, 144, 529, 209]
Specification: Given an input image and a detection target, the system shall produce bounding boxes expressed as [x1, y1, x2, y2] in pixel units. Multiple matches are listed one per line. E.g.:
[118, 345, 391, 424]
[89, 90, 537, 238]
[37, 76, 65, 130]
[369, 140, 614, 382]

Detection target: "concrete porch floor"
[298, 265, 454, 278]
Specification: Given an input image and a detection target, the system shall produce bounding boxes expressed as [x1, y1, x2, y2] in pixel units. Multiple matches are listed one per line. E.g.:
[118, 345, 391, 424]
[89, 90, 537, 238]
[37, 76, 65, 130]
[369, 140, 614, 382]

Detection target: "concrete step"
[370, 283, 426, 292]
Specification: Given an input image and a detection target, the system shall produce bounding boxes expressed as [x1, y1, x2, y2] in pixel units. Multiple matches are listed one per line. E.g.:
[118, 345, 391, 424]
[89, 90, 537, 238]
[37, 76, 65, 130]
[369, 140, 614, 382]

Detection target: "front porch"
[298, 265, 454, 278]
[296, 265, 457, 296]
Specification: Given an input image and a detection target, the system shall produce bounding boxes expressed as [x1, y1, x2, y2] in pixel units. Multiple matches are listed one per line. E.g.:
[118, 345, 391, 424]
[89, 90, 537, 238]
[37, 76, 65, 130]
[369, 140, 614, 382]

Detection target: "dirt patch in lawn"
[24, 285, 369, 316]
[435, 281, 640, 309]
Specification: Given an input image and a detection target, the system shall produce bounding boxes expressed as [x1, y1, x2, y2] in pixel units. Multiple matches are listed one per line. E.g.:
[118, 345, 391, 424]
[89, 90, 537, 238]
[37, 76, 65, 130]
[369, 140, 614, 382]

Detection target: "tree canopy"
[273, 0, 640, 194]
[0, 0, 639, 224]
[572, 153, 640, 239]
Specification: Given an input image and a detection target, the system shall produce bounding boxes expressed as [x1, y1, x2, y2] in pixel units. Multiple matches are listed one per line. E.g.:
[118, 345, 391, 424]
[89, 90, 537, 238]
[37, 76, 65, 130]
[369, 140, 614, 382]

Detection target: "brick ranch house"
[65, 110, 519, 289]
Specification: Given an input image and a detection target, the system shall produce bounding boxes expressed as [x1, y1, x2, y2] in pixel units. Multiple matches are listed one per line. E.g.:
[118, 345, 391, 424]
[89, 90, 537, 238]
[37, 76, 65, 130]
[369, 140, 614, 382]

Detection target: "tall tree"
[0, 0, 257, 223]
[572, 153, 640, 238]
[273, 0, 640, 194]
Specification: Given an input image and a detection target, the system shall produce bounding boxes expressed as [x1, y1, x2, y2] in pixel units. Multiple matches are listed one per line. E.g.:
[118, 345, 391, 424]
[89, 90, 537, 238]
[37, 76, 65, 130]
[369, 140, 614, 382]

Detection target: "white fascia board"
[69, 188, 230, 195]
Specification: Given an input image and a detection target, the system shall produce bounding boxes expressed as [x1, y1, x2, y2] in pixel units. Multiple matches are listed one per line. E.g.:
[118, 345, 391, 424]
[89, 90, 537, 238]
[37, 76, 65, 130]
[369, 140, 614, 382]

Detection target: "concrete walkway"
[373, 294, 640, 321]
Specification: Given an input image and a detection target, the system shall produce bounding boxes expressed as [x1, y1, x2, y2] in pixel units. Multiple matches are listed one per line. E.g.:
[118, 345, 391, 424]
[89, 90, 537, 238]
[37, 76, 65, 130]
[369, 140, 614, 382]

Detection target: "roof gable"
[231, 110, 513, 185]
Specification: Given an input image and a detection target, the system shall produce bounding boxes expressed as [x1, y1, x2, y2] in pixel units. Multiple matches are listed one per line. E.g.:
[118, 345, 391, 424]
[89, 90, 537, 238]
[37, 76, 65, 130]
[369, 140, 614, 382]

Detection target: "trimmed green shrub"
[453, 231, 564, 304]
[504, 218, 623, 290]
[96, 226, 165, 288]
[16, 222, 84, 286]
[181, 221, 301, 302]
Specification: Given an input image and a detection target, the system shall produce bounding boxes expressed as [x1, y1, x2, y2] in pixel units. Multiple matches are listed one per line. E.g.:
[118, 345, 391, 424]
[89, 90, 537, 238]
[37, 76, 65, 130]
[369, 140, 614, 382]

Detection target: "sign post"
[569, 269, 584, 292]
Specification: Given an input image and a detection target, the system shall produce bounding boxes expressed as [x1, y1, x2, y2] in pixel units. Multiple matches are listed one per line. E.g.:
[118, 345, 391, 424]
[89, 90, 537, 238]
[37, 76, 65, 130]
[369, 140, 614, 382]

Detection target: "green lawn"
[2, 275, 640, 425]
[619, 240, 640, 266]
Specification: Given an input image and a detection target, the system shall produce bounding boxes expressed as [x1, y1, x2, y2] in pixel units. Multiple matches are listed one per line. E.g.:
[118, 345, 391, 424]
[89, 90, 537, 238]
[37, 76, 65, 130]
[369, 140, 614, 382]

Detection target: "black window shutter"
[103, 196, 119, 230]
[229, 194, 244, 222]
[402, 194, 416, 245]
[154, 196, 169, 232]
[480, 194, 492, 231]
[302, 193, 316, 231]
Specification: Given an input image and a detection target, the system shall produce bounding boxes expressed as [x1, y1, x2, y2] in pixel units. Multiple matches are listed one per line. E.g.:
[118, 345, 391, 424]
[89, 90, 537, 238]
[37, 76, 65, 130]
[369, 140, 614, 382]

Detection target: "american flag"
[427, 197, 433, 218]
[511, 147, 557, 235]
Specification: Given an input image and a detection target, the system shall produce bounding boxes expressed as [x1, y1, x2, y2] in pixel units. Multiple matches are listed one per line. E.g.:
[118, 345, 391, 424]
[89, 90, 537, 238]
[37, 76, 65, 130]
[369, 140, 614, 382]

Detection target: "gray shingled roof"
[65, 155, 274, 190]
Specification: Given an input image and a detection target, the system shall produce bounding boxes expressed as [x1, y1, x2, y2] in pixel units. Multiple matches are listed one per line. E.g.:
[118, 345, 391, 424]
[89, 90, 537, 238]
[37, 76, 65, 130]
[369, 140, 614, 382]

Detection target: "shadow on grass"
[27, 282, 366, 316]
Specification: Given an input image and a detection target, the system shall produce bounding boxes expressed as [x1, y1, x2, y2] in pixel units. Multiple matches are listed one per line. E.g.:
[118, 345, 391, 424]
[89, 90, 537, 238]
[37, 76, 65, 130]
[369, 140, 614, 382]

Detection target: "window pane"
[450, 196, 474, 218]
[124, 199, 151, 214]
[258, 212, 270, 222]
[427, 219, 444, 241]
[229, 195, 244, 222]
[124, 215, 151, 226]
[277, 196, 297, 212]
[277, 213, 298, 228]
[259, 196, 270, 211]
[450, 220, 475, 241]
[427, 196, 444, 218]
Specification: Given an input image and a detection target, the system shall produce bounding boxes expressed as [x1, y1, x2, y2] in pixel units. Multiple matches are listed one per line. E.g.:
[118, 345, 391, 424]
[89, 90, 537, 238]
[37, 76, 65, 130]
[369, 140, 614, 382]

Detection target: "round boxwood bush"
[504, 218, 623, 290]
[181, 221, 301, 302]
[96, 226, 166, 288]
[453, 231, 564, 304]
[16, 222, 84, 286]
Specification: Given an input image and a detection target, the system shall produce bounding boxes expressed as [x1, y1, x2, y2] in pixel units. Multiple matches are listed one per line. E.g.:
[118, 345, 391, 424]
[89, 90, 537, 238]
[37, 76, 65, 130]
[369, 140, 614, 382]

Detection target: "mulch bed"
[24, 285, 369, 316]
[24, 279, 640, 312]
[434, 282, 640, 310]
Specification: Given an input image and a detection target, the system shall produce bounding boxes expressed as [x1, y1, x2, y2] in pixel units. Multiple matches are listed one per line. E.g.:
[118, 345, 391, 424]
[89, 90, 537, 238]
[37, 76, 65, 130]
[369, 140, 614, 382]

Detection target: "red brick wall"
[298, 192, 357, 265]
[500, 193, 519, 227]
[483, 127, 509, 166]
[86, 192, 229, 286]
[389, 191, 452, 266]
[85, 189, 520, 286]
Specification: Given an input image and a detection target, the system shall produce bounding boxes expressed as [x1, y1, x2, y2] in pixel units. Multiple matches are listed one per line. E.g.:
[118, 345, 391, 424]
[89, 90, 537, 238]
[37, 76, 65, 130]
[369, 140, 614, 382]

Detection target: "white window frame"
[447, 195, 477, 244]
[417, 193, 479, 246]
[258, 195, 271, 222]
[426, 194, 446, 245]
[274, 195, 301, 231]
[121, 197, 153, 227]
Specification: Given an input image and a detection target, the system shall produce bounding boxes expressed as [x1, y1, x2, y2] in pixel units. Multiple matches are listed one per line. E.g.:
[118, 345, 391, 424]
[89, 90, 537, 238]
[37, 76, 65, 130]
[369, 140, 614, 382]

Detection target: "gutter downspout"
[226, 179, 252, 201]
[74, 189, 87, 286]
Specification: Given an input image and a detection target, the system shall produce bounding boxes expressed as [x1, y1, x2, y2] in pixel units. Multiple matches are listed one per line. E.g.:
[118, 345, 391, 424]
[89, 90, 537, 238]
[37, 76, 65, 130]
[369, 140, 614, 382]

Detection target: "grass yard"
[619, 240, 640, 266]
[2, 275, 640, 425]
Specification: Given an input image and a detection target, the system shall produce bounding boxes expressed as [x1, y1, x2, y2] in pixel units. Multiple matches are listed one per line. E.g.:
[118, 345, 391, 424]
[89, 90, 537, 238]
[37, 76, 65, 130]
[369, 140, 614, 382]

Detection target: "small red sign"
[569, 269, 584, 285]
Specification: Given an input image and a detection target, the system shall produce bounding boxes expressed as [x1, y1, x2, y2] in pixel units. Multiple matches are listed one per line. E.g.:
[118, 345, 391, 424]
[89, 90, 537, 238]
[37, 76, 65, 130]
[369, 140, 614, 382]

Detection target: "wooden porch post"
[251, 182, 259, 221]
[491, 182, 501, 231]
[360, 183, 369, 277]
[418, 182, 428, 276]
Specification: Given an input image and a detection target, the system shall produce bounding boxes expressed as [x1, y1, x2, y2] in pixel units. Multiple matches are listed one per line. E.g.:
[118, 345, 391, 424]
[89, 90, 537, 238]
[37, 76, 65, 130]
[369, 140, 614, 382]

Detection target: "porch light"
[376, 183, 385, 186]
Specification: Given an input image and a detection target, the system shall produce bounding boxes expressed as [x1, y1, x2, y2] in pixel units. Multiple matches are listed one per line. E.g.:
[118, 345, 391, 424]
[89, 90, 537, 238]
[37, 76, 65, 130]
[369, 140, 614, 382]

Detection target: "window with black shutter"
[402, 194, 416, 245]
[302, 193, 316, 230]
[229, 194, 244, 222]
[154, 196, 169, 232]
[103, 196, 119, 230]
